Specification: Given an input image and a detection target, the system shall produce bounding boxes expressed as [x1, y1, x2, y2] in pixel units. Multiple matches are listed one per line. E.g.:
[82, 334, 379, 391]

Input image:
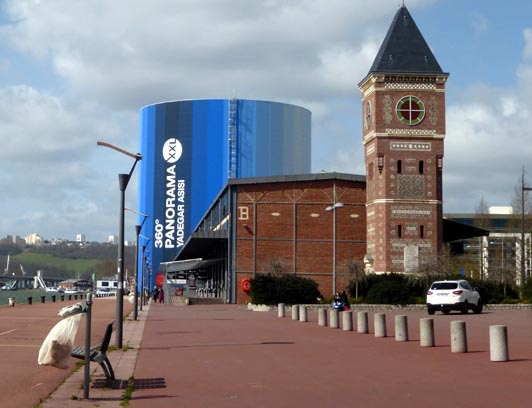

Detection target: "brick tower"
[358, 5, 448, 273]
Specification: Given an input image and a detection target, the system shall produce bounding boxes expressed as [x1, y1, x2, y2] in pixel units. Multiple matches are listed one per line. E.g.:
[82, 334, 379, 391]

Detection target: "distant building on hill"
[0, 235, 25, 247]
[25, 233, 44, 245]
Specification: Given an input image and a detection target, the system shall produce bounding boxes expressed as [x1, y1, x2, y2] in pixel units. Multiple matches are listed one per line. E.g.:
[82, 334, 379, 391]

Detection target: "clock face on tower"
[396, 95, 425, 125]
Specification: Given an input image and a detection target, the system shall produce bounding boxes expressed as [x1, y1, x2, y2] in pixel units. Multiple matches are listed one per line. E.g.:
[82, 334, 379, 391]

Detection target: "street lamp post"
[325, 182, 344, 296]
[139, 235, 150, 309]
[141, 244, 147, 308]
[521, 169, 532, 297]
[133, 225, 141, 320]
[97, 141, 142, 349]
[125, 209, 148, 320]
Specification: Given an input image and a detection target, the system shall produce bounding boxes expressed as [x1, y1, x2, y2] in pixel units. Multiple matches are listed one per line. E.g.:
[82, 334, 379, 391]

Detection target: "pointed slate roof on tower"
[368, 5, 444, 75]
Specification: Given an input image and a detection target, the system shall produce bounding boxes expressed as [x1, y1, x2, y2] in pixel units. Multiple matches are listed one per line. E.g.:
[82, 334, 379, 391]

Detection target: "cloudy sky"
[1, 0, 531, 242]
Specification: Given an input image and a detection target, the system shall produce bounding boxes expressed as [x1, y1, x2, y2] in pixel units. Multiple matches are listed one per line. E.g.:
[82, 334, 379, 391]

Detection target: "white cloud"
[0, 0, 529, 242]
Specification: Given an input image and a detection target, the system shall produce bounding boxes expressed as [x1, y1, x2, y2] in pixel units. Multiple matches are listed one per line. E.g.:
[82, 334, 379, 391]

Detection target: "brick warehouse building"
[156, 5, 485, 304]
[233, 174, 366, 302]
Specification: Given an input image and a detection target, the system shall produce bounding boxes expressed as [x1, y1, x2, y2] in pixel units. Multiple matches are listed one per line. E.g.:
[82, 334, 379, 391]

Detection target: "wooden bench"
[71, 322, 115, 385]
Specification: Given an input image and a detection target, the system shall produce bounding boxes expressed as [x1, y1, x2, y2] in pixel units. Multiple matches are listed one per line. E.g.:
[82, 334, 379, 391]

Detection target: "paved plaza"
[1, 299, 531, 407]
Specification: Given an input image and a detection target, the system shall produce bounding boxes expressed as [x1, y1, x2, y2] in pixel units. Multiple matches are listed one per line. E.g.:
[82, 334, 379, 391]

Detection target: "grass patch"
[121, 377, 135, 406]
[12, 252, 99, 274]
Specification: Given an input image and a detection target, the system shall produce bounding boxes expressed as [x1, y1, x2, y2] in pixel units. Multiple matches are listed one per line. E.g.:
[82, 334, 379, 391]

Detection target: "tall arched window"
[397, 160, 402, 174]
[419, 160, 424, 174]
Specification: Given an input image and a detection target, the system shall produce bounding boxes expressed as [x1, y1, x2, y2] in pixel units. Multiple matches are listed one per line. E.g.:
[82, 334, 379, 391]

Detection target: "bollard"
[374, 313, 387, 338]
[41, 295, 46, 304]
[27, 297, 33, 305]
[8, 297, 15, 307]
[330, 309, 339, 329]
[278, 303, 285, 318]
[299, 305, 308, 322]
[52, 295, 56, 302]
[318, 308, 327, 326]
[490, 325, 509, 362]
[342, 310, 353, 331]
[420, 318, 435, 347]
[395, 315, 409, 341]
[450, 320, 468, 353]
[357, 311, 369, 334]
[291, 305, 299, 321]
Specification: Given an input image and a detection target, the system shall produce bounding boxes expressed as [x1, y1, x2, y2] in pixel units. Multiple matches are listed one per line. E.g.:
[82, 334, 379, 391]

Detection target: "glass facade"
[137, 99, 311, 286]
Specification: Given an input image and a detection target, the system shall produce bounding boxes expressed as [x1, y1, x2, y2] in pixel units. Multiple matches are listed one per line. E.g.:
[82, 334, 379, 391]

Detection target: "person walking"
[152, 286, 159, 303]
[158, 287, 165, 303]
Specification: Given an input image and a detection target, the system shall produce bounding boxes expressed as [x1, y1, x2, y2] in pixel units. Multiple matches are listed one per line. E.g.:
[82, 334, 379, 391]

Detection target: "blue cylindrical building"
[137, 99, 311, 286]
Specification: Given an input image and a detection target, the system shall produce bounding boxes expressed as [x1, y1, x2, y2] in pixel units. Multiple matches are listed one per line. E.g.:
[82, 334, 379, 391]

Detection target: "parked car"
[426, 279, 483, 315]
[96, 287, 117, 297]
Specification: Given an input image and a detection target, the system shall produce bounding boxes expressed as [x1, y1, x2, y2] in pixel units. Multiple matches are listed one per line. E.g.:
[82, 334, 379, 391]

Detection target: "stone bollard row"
[282, 309, 509, 363]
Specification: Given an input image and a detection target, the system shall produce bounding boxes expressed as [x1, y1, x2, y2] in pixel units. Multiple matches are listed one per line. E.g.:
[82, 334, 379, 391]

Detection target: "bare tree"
[416, 245, 457, 286]
[474, 196, 490, 229]
[263, 257, 286, 276]
[343, 259, 366, 299]
[510, 169, 532, 292]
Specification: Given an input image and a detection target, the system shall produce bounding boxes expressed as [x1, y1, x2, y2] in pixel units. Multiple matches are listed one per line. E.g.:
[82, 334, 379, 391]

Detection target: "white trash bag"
[38, 313, 82, 369]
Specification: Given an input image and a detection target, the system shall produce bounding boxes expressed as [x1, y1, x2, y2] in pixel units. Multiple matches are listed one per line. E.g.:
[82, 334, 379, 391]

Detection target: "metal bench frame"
[71, 322, 115, 385]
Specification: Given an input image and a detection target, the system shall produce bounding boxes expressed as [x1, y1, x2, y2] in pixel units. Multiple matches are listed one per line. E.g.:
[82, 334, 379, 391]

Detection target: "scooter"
[332, 301, 349, 311]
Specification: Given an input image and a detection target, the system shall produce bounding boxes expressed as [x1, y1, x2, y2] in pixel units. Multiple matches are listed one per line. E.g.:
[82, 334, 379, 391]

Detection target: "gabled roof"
[367, 5, 445, 76]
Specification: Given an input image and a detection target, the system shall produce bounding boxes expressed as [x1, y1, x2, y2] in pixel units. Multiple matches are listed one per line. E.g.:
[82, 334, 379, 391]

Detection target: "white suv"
[426, 280, 483, 315]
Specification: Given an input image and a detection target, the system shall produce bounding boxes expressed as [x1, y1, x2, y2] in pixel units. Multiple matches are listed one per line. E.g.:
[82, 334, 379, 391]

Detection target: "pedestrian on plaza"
[152, 286, 159, 303]
[158, 287, 165, 303]
[340, 290, 350, 311]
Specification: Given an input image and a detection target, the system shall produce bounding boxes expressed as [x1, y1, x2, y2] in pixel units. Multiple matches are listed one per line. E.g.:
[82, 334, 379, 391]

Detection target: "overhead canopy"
[443, 218, 489, 242]
[160, 258, 223, 273]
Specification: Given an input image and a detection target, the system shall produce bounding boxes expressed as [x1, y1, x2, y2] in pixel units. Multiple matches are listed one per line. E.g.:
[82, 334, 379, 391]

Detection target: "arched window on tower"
[398, 225, 402, 238]
[420, 225, 424, 238]
[419, 160, 424, 174]
[397, 160, 402, 174]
